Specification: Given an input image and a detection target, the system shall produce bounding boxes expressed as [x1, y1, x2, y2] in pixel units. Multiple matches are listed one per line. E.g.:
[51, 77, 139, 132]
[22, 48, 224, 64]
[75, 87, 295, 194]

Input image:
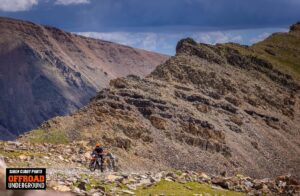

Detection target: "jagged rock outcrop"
[290, 22, 300, 32]
[21, 23, 300, 180]
[0, 17, 168, 140]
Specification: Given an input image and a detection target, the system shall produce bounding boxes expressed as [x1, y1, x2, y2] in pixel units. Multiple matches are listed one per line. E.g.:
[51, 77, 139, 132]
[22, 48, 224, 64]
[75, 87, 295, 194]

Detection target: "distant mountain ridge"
[0, 17, 168, 140]
[21, 22, 300, 180]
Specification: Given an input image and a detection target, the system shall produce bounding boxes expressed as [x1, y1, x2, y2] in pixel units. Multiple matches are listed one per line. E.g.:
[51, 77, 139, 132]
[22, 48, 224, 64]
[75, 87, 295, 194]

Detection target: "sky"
[0, 0, 299, 55]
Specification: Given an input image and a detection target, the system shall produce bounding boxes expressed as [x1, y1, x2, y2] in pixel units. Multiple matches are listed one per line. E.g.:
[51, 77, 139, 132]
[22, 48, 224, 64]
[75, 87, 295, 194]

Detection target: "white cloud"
[55, 0, 90, 5]
[0, 0, 89, 11]
[76, 28, 287, 55]
[76, 32, 172, 52]
[77, 31, 244, 55]
[250, 32, 270, 44]
[76, 31, 246, 55]
[0, 0, 38, 12]
[192, 31, 243, 45]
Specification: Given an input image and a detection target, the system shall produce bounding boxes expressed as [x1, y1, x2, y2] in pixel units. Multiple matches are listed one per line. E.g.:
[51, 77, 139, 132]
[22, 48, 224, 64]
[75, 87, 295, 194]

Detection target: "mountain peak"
[175, 37, 198, 53]
[290, 21, 300, 32]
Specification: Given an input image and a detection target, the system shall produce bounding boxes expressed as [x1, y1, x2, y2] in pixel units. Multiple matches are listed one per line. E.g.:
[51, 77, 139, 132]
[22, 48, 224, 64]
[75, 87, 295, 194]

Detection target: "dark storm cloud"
[86, 0, 299, 29]
[0, 0, 299, 32]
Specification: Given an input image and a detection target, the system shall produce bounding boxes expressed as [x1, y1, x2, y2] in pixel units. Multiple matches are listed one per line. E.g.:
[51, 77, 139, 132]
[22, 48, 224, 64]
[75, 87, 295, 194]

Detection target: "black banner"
[6, 168, 46, 190]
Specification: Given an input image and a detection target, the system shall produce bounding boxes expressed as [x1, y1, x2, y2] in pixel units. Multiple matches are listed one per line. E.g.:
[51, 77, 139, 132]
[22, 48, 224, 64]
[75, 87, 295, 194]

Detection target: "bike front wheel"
[89, 161, 96, 172]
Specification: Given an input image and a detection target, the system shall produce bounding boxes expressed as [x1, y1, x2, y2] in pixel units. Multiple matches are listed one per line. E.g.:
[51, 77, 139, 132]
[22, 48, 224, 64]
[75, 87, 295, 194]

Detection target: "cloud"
[76, 32, 171, 52]
[72, 0, 300, 31]
[0, 0, 91, 12]
[55, 0, 90, 5]
[192, 32, 243, 44]
[250, 32, 271, 44]
[0, 0, 38, 12]
[76, 28, 288, 55]
[76, 31, 245, 55]
[1, 0, 299, 31]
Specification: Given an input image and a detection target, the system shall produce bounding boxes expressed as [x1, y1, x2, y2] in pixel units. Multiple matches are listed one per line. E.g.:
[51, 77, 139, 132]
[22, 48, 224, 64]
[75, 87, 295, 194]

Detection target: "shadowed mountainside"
[0, 17, 168, 140]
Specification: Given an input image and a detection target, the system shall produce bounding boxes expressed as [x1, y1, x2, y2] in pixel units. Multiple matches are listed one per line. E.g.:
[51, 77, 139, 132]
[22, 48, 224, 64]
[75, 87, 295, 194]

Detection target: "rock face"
[22, 23, 300, 180]
[0, 17, 168, 140]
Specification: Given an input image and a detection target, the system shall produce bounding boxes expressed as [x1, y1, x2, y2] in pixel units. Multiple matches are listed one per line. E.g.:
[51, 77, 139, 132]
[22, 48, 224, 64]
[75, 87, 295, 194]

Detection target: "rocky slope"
[1, 141, 299, 195]
[0, 17, 168, 140]
[20, 23, 300, 180]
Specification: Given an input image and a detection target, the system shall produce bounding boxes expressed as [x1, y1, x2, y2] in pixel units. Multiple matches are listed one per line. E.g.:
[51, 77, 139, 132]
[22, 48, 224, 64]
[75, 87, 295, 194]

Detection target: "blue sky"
[0, 0, 299, 55]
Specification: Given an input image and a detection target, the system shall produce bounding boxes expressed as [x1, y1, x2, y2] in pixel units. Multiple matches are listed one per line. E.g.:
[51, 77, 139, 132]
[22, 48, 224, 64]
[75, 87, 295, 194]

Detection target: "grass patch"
[23, 129, 69, 144]
[252, 33, 300, 80]
[221, 33, 300, 81]
[135, 180, 244, 196]
[73, 176, 115, 192]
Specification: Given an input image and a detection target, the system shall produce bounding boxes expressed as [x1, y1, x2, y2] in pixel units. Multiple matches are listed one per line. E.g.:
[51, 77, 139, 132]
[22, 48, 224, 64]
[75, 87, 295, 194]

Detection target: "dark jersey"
[94, 147, 104, 155]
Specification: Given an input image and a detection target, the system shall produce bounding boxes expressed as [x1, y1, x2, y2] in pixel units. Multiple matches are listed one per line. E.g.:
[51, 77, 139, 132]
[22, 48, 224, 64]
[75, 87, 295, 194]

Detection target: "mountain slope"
[223, 23, 300, 80]
[21, 23, 300, 179]
[0, 17, 168, 140]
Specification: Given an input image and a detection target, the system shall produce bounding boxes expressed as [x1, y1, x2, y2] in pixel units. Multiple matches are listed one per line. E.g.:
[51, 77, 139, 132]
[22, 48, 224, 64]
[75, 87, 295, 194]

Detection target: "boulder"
[212, 177, 230, 189]
[58, 155, 64, 161]
[18, 154, 30, 161]
[106, 174, 124, 182]
[78, 181, 86, 191]
[53, 185, 72, 192]
[198, 172, 211, 183]
[7, 141, 21, 147]
[121, 189, 135, 195]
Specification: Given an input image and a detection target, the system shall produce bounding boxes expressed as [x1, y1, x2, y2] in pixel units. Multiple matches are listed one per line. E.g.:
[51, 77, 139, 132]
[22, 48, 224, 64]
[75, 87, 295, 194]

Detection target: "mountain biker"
[91, 143, 105, 171]
[91, 144, 116, 171]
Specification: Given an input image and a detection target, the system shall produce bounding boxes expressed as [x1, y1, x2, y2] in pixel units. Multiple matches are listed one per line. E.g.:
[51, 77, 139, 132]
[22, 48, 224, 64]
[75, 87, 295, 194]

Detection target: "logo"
[6, 168, 46, 190]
